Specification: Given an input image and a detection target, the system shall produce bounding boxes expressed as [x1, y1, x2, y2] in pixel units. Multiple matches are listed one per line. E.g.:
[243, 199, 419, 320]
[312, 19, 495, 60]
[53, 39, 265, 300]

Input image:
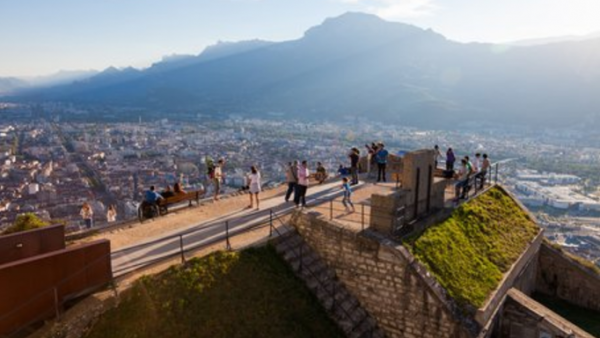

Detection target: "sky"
[1, 0, 600, 77]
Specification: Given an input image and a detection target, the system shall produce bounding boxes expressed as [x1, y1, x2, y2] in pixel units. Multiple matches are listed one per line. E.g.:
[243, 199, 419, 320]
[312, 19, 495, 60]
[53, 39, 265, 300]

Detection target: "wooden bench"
[158, 190, 204, 215]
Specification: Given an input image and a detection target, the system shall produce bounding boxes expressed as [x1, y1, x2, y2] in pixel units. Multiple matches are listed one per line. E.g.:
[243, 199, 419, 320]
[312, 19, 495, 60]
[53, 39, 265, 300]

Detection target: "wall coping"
[0, 224, 64, 240]
[475, 229, 544, 325]
[540, 242, 600, 282]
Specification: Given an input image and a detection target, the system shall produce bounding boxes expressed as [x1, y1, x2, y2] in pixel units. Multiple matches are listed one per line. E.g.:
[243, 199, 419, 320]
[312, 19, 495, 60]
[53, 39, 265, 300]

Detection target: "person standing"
[213, 158, 224, 201]
[434, 145, 442, 168]
[247, 166, 262, 210]
[349, 148, 360, 185]
[80, 202, 94, 229]
[294, 160, 309, 208]
[476, 154, 491, 189]
[106, 205, 117, 223]
[285, 161, 298, 202]
[375, 143, 389, 183]
[473, 153, 481, 173]
[341, 177, 355, 212]
[446, 148, 456, 171]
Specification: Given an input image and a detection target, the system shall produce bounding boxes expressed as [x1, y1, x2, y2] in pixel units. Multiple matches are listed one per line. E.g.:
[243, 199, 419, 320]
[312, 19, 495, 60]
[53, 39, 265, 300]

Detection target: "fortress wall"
[498, 289, 595, 338]
[536, 243, 600, 312]
[291, 211, 472, 338]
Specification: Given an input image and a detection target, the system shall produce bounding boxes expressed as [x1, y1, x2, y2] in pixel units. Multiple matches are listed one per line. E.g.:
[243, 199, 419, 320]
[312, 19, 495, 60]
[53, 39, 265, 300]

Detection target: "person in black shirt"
[349, 147, 360, 185]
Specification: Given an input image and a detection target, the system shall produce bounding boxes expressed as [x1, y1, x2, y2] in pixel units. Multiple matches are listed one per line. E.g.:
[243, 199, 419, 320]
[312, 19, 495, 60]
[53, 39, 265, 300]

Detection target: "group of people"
[79, 202, 116, 229]
[434, 146, 492, 201]
[285, 160, 356, 212]
[285, 161, 310, 208]
[78, 145, 493, 229]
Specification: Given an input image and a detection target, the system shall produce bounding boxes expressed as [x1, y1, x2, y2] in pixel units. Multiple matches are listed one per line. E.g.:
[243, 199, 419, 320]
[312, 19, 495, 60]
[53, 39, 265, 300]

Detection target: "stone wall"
[401, 150, 442, 220]
[499, 289, 594, 338]
[291, 211, 474, 338]
[369, 189, 408, 236]
[536, 243, 600, 312]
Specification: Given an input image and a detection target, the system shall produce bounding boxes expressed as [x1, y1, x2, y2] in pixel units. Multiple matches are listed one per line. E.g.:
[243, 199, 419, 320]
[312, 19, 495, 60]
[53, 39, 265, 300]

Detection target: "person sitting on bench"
[174, 182, 186, 194]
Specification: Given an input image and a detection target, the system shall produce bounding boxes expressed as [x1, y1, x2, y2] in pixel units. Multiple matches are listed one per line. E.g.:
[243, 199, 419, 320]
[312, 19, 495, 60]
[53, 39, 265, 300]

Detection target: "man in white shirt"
[473, 153, 482, 173]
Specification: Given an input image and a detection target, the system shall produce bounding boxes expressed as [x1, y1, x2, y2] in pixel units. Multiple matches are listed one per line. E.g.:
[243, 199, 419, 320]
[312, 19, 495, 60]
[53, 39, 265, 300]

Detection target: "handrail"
[2, 209, 275, 337]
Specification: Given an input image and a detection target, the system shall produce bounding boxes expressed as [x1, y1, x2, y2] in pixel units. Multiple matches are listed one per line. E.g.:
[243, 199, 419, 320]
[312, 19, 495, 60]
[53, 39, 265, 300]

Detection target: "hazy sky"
[2, 0, 600, 77]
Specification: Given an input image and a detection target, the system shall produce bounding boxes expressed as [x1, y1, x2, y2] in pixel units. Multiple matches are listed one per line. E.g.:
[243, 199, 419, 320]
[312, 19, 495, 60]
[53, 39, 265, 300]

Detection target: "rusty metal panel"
[0, 240, 112, 336]
[0, 225, 65, 265]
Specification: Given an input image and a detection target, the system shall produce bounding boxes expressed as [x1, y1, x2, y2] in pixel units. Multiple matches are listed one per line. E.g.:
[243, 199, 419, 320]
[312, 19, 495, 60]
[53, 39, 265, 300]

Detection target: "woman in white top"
[106, 205, 117, 223]
[247, 166, 262, 210]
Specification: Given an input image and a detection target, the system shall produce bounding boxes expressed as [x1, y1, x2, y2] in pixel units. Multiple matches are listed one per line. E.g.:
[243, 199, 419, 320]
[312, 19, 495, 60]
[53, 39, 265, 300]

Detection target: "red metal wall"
[0, 240, 112, 336]
[0, 225, 65, 266]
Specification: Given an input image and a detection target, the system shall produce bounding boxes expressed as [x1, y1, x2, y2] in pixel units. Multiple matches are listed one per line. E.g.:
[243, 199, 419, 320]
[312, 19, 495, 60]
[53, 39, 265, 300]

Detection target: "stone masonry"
[536, 243, 600, 312]
[499, 289, 595, 338]
[291, 211, 474, 338]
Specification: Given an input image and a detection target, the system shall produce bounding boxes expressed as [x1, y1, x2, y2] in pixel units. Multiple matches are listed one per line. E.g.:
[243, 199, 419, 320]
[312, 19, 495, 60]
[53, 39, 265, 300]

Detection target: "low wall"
[499, 289, 594, 338]
[0, 225, 65, 266]
[0, 240, 112, 336]
[291, 211, 473, 338]
[536, 243, 600, 312]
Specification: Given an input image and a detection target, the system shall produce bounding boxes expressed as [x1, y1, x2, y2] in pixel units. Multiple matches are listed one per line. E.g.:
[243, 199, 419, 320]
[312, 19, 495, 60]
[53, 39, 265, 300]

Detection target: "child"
[341, 177, 355, 212]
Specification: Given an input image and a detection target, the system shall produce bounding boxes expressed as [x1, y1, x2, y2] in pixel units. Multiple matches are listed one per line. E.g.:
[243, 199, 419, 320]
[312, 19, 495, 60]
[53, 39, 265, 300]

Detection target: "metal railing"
[1, 206, 285, 338]
[309, 197, 396, 232]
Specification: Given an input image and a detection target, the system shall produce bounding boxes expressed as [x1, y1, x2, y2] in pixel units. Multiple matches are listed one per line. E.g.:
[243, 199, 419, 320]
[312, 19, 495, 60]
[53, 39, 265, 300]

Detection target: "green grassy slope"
[86, 246, 343, 338]
[407, 187, 539, 308]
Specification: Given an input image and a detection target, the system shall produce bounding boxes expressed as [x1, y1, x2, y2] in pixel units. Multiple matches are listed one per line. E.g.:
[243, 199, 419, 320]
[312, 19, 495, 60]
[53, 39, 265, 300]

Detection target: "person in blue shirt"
[375, 143, 389, 182]
[341, 177, 355, 212]
[144, 186, 164, 205]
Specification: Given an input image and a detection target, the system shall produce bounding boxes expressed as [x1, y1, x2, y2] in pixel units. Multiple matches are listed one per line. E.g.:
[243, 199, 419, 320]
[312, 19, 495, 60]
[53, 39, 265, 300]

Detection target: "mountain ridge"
[6, 12, 600, 128]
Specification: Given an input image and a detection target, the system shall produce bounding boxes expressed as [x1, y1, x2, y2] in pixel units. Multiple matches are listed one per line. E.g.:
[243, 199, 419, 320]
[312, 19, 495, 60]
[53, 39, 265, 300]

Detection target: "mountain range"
[5, 12, 600, 128]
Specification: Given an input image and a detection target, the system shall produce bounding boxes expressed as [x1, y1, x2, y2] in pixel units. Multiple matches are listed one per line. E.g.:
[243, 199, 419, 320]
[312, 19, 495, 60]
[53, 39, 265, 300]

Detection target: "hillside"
[8, 12, 600, 128]
[85, 246, 343, 338]
[407, 187, 540, 307]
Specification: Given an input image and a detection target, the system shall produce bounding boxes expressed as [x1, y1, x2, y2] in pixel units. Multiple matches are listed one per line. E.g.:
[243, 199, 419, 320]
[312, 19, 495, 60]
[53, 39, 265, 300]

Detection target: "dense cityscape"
[1, 102, 599, 268]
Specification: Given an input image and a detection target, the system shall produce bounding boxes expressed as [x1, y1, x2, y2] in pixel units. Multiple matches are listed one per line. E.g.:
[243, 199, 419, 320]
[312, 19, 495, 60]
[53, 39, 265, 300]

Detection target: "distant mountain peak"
[303, 11, 443, 43]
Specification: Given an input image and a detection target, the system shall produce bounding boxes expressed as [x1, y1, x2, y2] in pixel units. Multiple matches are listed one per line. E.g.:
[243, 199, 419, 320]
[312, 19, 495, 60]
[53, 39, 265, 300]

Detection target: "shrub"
[3, 213, 49, 235]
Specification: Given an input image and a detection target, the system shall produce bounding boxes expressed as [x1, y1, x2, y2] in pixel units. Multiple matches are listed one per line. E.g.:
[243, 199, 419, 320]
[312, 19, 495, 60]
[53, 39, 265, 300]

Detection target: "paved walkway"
[111, 180, 367, 276]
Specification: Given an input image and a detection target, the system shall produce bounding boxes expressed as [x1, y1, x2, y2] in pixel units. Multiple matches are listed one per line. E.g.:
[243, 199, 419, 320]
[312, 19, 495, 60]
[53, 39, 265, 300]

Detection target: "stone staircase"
[274, 231, 385, 338]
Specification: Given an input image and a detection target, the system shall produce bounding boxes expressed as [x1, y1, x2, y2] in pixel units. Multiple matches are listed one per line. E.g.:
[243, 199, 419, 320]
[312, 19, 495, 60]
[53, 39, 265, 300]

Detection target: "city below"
[1, 101, 600, 269]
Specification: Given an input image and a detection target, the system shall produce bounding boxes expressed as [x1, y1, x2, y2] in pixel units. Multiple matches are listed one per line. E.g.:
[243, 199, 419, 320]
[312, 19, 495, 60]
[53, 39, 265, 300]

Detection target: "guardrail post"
[53, 287, 60, 320]
[269, 209, 273, 237]
[329, 200, 333, 220]
[225, 221, 232, 251]
[179, 234, 185, 263]
[494, 163, 499, 184]
[414, 168, 420, 219]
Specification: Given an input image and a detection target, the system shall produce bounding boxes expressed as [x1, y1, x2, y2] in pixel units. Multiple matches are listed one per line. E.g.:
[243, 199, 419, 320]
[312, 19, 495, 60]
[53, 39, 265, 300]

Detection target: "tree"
[3, 213, 49, 235]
